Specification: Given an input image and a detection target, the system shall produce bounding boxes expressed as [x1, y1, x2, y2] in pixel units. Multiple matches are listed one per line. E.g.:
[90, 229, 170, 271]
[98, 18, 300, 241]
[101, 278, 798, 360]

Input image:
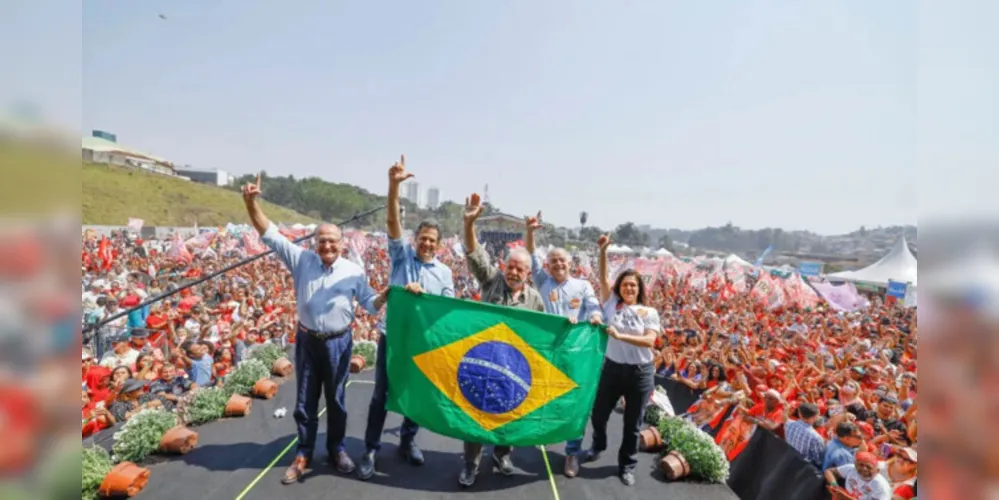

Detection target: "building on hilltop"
[82, 130, 175, 176]
[403, 180, 422, 207]
[427, 187, 441, 209]
[174, 166, 235, 187]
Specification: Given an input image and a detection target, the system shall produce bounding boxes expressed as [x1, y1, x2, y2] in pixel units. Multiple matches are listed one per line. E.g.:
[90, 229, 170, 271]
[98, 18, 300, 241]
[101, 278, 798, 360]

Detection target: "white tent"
[607, 244, 633, 254]
[724, 253, 753, 267]
[829, 236, 918, 287]
[653, 248, 673, 257]
[921, 245, 999, 319]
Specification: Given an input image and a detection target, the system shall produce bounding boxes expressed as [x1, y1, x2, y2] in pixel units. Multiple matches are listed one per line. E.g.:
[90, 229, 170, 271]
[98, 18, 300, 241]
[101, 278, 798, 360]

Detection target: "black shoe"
[492, 453, 514, 476]
[357, 450, 376, 481]
[458, 463, 478, 487]
[620, 470, 635, 486]
[580, 449, 602, 464]
[398, 442, 425, 466]
[332, 450, 355, 474]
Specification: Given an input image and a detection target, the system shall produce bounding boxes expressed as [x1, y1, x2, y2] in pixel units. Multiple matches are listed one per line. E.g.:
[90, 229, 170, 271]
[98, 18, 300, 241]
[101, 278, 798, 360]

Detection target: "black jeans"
[588, 359, 655, 473]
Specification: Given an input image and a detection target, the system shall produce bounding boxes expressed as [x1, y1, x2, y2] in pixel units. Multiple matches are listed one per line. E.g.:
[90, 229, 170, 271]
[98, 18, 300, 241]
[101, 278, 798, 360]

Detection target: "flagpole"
[83, 205, 385, 336]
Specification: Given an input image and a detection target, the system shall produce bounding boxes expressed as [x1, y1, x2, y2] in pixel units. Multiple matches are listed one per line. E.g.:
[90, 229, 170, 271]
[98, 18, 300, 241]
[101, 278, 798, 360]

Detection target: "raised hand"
[388, 155, 413, 186]
[464, 193, 484, 223]
[525, 210, 543, 231]
[242, 173, 262, 203]
[597, 234, 612, 251]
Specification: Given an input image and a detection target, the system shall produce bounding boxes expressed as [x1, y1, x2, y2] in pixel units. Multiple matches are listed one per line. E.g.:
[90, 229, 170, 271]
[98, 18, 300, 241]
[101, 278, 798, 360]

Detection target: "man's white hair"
[507, 248, 533, 269]
[547, 247, 570, 261]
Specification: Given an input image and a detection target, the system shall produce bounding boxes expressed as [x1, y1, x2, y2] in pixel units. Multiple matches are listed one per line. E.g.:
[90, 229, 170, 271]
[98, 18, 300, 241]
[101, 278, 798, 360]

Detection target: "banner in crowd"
[797, 261, 824, 277]
[886, 280, 908, 298]
[385, 288, 606, 446]
[810, 280, 869, 312]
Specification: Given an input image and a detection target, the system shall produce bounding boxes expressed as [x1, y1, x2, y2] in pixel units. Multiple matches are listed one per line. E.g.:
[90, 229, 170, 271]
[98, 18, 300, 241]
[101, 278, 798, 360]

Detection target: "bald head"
[314, 223, 343, 266]
[547, 247, 571, 283]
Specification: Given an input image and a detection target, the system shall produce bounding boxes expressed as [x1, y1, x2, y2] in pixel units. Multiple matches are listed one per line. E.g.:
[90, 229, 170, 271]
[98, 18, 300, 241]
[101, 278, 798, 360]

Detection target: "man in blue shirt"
[359, 156, 455, 480]
[523, 211, 603, 477]
[242, 174, 388, 485]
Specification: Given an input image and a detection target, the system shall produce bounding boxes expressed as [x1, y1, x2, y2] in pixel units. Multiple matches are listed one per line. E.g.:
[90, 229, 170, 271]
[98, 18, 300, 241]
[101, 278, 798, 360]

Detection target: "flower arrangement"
[657, 416, 730, 484]
[222, 358, 271, 398]
[179, 386, 231, 425]
[111, 408, 178, 463]
[82, 446, 114, 500]
[248, 343, 286, 368]
[352, 339, 378, 366]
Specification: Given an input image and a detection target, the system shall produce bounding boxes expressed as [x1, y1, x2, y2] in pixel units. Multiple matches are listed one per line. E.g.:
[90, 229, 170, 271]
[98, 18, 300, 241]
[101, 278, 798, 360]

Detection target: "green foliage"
[82, 446, 114, 500]
[180, 387, 230, 425]
[657, 416, 730, 484]
[222, 358, 270, 397]
[111, 409, 178, 464]
[644, 404, 665, 426]
[83, 163, 317, 226]
[248, 343, 286, 369]
[352, 340, 378, 366]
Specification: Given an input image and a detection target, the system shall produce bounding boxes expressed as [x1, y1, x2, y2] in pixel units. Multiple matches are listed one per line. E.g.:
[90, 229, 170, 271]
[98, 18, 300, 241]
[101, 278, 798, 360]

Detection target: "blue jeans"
[293, 331, 353, 460]
[364, 335, 420, 452]
[565, 438, 584, 456]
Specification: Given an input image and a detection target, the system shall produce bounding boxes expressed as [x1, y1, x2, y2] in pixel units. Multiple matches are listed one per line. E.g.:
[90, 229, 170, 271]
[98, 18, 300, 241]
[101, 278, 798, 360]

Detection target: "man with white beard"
[524, 211, 603, 478]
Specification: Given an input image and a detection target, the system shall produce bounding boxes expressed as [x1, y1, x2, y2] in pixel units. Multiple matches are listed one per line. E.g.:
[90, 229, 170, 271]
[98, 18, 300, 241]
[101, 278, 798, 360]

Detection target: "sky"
[6, 1, 997, 234]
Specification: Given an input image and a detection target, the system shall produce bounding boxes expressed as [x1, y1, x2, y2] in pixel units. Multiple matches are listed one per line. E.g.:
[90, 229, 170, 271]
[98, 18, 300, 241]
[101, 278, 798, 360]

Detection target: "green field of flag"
[384, 286, 607, 446]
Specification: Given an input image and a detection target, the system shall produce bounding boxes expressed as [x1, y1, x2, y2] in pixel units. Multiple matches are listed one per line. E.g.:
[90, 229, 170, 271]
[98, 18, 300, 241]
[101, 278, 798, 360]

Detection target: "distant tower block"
[483, 183, 490, 205]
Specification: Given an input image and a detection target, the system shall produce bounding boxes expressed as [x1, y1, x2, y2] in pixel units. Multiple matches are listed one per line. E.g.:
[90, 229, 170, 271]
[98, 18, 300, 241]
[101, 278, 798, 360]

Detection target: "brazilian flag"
[384, 286, 607, 446]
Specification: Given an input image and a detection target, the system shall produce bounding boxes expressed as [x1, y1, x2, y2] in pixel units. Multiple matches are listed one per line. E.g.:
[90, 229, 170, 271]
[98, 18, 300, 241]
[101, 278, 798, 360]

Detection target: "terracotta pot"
[659, 450, 691, 481]
[252, 378, 278, 399]
[639, 426, 662, 451]
[225, 394, 252, 417]
[159, 426, 199, 455]
[272, 357, 293, 377]
[98, 462, 150, 497]
[349, 355, 366, 373]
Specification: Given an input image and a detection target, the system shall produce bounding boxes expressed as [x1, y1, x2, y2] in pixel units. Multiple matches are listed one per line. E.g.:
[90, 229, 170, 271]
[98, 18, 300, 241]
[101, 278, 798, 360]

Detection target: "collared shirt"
[784, 419, 827, 469]
[261, 223, 379, 332]
[823, 438, 858, 470]
[466, 245, 544, 312]
[388, 238, 454, 296]
[380, 238, 455, 334]
[530, 254, 601, 322]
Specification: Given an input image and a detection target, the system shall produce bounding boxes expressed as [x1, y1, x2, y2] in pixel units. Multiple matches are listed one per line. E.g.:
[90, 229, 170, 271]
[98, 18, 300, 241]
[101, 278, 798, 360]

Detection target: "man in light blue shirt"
[359, 156, 455, 480]
[242, 174, 388, 486]
[524, 211, 603, 478]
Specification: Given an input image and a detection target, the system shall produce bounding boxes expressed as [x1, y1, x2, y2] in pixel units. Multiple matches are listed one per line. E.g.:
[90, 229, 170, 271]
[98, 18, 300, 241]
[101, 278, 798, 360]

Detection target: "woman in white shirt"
[579, 235, 659, 487]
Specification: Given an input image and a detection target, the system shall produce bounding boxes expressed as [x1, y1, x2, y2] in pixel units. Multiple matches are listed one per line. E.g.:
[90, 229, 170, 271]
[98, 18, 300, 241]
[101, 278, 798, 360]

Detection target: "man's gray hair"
[547, 247, 570, 260]
[507, 248, 533, 269]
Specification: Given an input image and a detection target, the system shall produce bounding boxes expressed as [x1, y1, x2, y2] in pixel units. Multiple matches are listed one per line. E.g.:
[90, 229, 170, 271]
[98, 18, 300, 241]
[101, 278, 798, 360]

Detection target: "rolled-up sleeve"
[260, 223, 303, 272]
[581, 281, 603, 321]
[356, 273, 379, 314]
[466, 245, 498, 286]
[530, 253, 549, 289]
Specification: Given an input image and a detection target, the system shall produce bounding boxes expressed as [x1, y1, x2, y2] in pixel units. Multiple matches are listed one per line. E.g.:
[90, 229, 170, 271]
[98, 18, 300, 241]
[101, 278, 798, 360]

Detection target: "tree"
[579, 226, 603, 243]
[657, 234, 674, 252]
[613, 222, 649, 247]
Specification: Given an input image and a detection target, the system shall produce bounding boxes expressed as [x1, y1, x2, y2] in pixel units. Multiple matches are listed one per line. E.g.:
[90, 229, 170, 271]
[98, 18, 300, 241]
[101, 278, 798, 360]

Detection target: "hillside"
[83, 163, 319, 226]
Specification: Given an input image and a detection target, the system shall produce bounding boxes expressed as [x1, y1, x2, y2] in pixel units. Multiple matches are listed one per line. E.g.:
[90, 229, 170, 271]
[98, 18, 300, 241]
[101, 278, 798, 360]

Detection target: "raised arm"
[386, 155, 411, 240]
[597, 234, 613, 303]
[242, 173, 272, 235]
[524, 211, 548, 287]
[462, 193, 498, 284]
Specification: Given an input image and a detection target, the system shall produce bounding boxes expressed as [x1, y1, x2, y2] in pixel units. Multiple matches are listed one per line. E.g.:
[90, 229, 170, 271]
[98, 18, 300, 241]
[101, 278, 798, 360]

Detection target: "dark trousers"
[588, 359, 655, 473]
[293, 331, 353, 461]
[364, 335, 420, 452]
[463, 442, 512, 467]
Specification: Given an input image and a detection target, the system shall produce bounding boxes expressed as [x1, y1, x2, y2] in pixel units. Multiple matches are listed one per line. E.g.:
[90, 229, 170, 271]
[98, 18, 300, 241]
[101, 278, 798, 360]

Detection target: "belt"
[297, 323, 350, 341]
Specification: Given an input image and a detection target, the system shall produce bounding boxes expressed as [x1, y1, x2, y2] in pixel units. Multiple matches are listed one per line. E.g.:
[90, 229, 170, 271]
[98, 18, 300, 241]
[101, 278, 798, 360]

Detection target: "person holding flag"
[579, 234, 659, 487]
[242, 173, 389, 485]
[358, 156, 454, 480]
[523, 211, 603, 477]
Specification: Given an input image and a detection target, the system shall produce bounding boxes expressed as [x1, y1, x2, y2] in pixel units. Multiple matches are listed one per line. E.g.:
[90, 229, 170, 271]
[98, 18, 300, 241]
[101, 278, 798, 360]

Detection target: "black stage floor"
[138, 370, 738, 500]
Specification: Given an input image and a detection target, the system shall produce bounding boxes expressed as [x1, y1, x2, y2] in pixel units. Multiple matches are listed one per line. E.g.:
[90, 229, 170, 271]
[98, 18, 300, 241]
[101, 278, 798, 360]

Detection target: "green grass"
[83, 163, 320, 226]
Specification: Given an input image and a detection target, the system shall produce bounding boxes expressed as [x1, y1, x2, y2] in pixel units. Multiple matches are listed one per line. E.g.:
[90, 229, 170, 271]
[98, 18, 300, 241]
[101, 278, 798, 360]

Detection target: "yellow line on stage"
[538, 445, 562, 500]
[233, 381, 348, 500]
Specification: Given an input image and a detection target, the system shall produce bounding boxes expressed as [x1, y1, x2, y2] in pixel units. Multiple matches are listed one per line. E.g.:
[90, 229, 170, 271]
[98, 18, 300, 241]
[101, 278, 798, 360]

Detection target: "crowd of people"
[81, 166, 917, 499]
